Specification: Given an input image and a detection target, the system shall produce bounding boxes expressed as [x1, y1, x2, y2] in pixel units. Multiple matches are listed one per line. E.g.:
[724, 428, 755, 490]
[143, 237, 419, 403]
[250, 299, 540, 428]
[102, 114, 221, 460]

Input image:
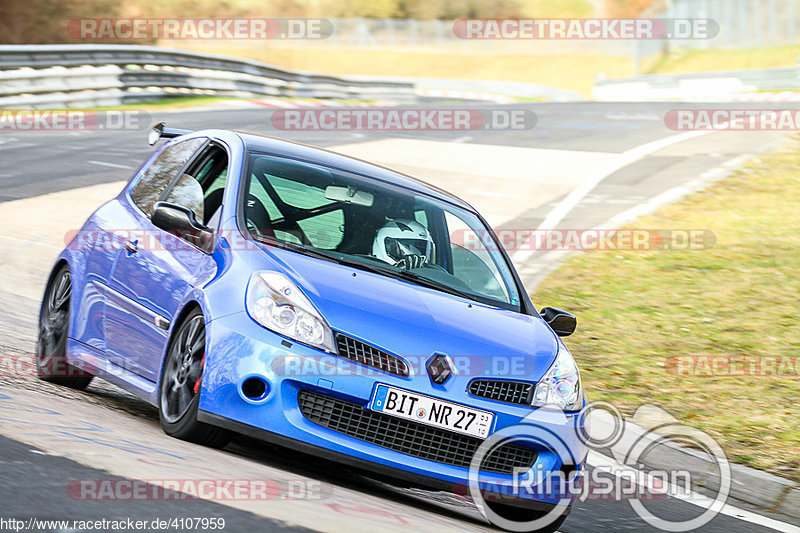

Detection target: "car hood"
[256, 245, 559, 381]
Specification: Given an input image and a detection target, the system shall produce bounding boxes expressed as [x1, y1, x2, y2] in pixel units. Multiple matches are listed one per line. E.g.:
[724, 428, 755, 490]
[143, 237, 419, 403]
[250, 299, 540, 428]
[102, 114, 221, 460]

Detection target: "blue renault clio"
[37, 123, 587, 532]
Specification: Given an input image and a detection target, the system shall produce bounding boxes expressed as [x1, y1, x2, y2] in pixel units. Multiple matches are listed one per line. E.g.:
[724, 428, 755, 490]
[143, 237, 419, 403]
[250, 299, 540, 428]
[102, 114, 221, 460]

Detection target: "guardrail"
[0, 44, 416, 108]
[593, 65, 800, 101]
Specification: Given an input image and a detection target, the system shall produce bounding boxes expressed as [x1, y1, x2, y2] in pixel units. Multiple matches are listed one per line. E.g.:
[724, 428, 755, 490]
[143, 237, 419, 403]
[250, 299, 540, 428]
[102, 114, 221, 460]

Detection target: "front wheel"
[36, 265, 93, 390]
[158, 309, 230, 448]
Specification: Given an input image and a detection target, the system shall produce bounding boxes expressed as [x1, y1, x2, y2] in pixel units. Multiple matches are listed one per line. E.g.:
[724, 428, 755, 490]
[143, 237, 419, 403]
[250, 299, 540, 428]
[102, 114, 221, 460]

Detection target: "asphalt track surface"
[0, 101, 798, 533]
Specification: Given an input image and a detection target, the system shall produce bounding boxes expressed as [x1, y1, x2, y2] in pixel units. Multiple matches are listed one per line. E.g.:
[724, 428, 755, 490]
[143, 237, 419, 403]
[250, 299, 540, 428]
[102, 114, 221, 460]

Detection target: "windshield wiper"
[251, 235, 348, 266]
[389, 269, 478, 302]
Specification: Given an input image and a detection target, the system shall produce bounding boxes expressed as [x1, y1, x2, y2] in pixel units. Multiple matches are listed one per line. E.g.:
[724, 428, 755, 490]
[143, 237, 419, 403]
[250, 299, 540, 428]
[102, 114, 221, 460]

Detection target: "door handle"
[124, 240, 138, 254]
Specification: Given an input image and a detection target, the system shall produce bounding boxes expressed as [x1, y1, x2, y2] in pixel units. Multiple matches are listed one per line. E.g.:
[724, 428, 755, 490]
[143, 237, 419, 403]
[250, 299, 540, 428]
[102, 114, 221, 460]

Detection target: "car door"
[104, 138, 228, 381]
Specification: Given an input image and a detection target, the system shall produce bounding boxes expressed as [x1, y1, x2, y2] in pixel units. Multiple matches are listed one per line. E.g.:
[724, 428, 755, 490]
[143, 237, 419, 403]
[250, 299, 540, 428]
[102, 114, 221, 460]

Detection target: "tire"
[158, 309, 231, 448]
[36, 265, 93, 390]
[485, 501, 568, 533]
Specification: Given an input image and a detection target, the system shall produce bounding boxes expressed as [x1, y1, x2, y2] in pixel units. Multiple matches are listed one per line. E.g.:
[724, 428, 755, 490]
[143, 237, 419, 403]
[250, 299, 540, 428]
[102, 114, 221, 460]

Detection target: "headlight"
[532, 342, 583, 411]
[246, 272, 336, 353]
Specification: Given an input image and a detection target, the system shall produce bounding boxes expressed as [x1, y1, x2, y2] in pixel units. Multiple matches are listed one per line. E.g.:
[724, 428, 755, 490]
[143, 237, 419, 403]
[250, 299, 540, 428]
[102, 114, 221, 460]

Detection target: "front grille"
[468, 380, 534, 405]
[336, 334, 409, 377]
[298, 390, 536, 474]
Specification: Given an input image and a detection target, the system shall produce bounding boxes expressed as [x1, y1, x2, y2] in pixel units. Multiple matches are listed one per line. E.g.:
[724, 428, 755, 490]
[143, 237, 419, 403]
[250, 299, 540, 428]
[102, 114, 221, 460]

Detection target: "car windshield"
[242, 153, 522, 312]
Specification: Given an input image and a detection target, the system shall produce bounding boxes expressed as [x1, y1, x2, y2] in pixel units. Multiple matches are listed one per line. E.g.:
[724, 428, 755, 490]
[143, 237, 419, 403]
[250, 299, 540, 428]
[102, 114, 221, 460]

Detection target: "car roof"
[229, 131, 477, 212]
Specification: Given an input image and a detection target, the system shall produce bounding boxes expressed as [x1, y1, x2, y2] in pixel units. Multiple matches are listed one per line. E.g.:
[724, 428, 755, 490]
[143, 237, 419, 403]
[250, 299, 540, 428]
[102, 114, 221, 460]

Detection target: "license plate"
[370, 384, 494, 439]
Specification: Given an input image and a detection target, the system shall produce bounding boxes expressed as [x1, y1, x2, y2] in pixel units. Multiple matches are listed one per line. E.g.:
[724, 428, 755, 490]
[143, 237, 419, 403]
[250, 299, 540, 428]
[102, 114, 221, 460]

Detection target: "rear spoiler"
[148, 122, 192, 146]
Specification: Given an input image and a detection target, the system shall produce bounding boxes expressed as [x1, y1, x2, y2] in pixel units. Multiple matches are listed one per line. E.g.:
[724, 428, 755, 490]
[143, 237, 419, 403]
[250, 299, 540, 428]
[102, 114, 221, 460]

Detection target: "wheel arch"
[39, 258, 70, 321]
[171, 300, 204, 334]
[156, 299, 205, 395]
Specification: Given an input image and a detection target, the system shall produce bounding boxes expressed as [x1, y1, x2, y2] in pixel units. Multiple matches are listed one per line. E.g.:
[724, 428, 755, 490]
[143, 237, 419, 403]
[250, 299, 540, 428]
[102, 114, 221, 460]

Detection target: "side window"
[163, 144, 229, 226]
[444, 212, 508, 301]
[270, 174, 344, 249]
[246, 173, 282, 220]
[247, 170, 344, 250]
[203, 168, 227, 199]
[130, 138, 206, 216]
[162, 174, 205, 224]
[296, 210, 344, 250]
[414, 209, 428, 227]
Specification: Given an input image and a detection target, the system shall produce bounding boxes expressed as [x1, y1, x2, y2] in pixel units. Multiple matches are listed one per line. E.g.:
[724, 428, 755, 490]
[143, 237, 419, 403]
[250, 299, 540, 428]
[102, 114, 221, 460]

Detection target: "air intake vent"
[335, 334, 409, 377]
[468, 380, 534, 405]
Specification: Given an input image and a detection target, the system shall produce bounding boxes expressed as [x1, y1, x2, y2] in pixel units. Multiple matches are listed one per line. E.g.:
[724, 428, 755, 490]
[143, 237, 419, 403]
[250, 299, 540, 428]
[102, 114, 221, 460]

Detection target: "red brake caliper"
[193, 352, 205, 394]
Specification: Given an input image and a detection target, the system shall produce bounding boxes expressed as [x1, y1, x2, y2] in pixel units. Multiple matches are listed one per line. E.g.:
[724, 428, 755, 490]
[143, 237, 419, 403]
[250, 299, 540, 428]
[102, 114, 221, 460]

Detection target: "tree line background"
[0, 0, 658, 44]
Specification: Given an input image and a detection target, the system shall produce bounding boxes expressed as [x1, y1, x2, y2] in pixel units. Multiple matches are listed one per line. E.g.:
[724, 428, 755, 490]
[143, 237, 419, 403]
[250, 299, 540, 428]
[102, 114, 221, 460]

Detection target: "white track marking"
[522, 152, 754, 290]
[0, 142, 35, 150]
[512, 130, 711, 265]
[588, 451, 800, 533]
[0, 235, 59, 247]
[87, 160, 134, 170]
[604, 154, 752, 228]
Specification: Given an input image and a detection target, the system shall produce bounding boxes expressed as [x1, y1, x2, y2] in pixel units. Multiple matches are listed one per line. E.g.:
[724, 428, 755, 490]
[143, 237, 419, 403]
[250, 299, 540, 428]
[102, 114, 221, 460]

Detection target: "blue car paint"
[47, 129, 587, 507]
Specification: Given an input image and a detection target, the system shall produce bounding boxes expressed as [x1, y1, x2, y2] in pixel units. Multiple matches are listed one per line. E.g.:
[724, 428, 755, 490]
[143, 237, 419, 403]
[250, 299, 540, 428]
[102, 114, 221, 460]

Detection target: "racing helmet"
[373, 219, 434, 267]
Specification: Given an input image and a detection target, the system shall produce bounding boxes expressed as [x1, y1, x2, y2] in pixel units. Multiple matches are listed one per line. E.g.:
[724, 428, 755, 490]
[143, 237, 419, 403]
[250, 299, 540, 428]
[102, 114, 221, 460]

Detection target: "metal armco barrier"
[0, 44, 416, 108]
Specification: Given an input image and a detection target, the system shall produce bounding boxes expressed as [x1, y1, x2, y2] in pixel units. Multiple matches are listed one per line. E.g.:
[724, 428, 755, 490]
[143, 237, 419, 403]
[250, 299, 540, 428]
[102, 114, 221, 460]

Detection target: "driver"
[372, 219, 434, 269]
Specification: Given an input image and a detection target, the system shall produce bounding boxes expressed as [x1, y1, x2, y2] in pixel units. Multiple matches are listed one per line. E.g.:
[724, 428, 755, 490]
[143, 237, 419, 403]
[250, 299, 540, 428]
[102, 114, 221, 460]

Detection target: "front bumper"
[198, 312, 588, 508]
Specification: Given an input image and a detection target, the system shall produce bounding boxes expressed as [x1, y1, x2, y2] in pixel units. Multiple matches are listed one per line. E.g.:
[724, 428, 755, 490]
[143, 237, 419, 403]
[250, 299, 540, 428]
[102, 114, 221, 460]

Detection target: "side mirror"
[539, 307, 577, 337]
[151, 201, 214, 252]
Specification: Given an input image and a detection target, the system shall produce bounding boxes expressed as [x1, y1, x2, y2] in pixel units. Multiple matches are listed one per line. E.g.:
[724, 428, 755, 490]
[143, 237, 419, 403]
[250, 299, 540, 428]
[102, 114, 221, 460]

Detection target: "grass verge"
[160, 43, 634, 96]
[532, 144, 800, 481]
[644, 44, 800, 75]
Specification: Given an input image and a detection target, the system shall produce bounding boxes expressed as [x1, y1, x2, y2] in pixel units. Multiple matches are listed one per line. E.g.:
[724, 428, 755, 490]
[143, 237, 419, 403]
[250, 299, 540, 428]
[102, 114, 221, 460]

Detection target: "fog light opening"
[241, 376, 269, 402]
